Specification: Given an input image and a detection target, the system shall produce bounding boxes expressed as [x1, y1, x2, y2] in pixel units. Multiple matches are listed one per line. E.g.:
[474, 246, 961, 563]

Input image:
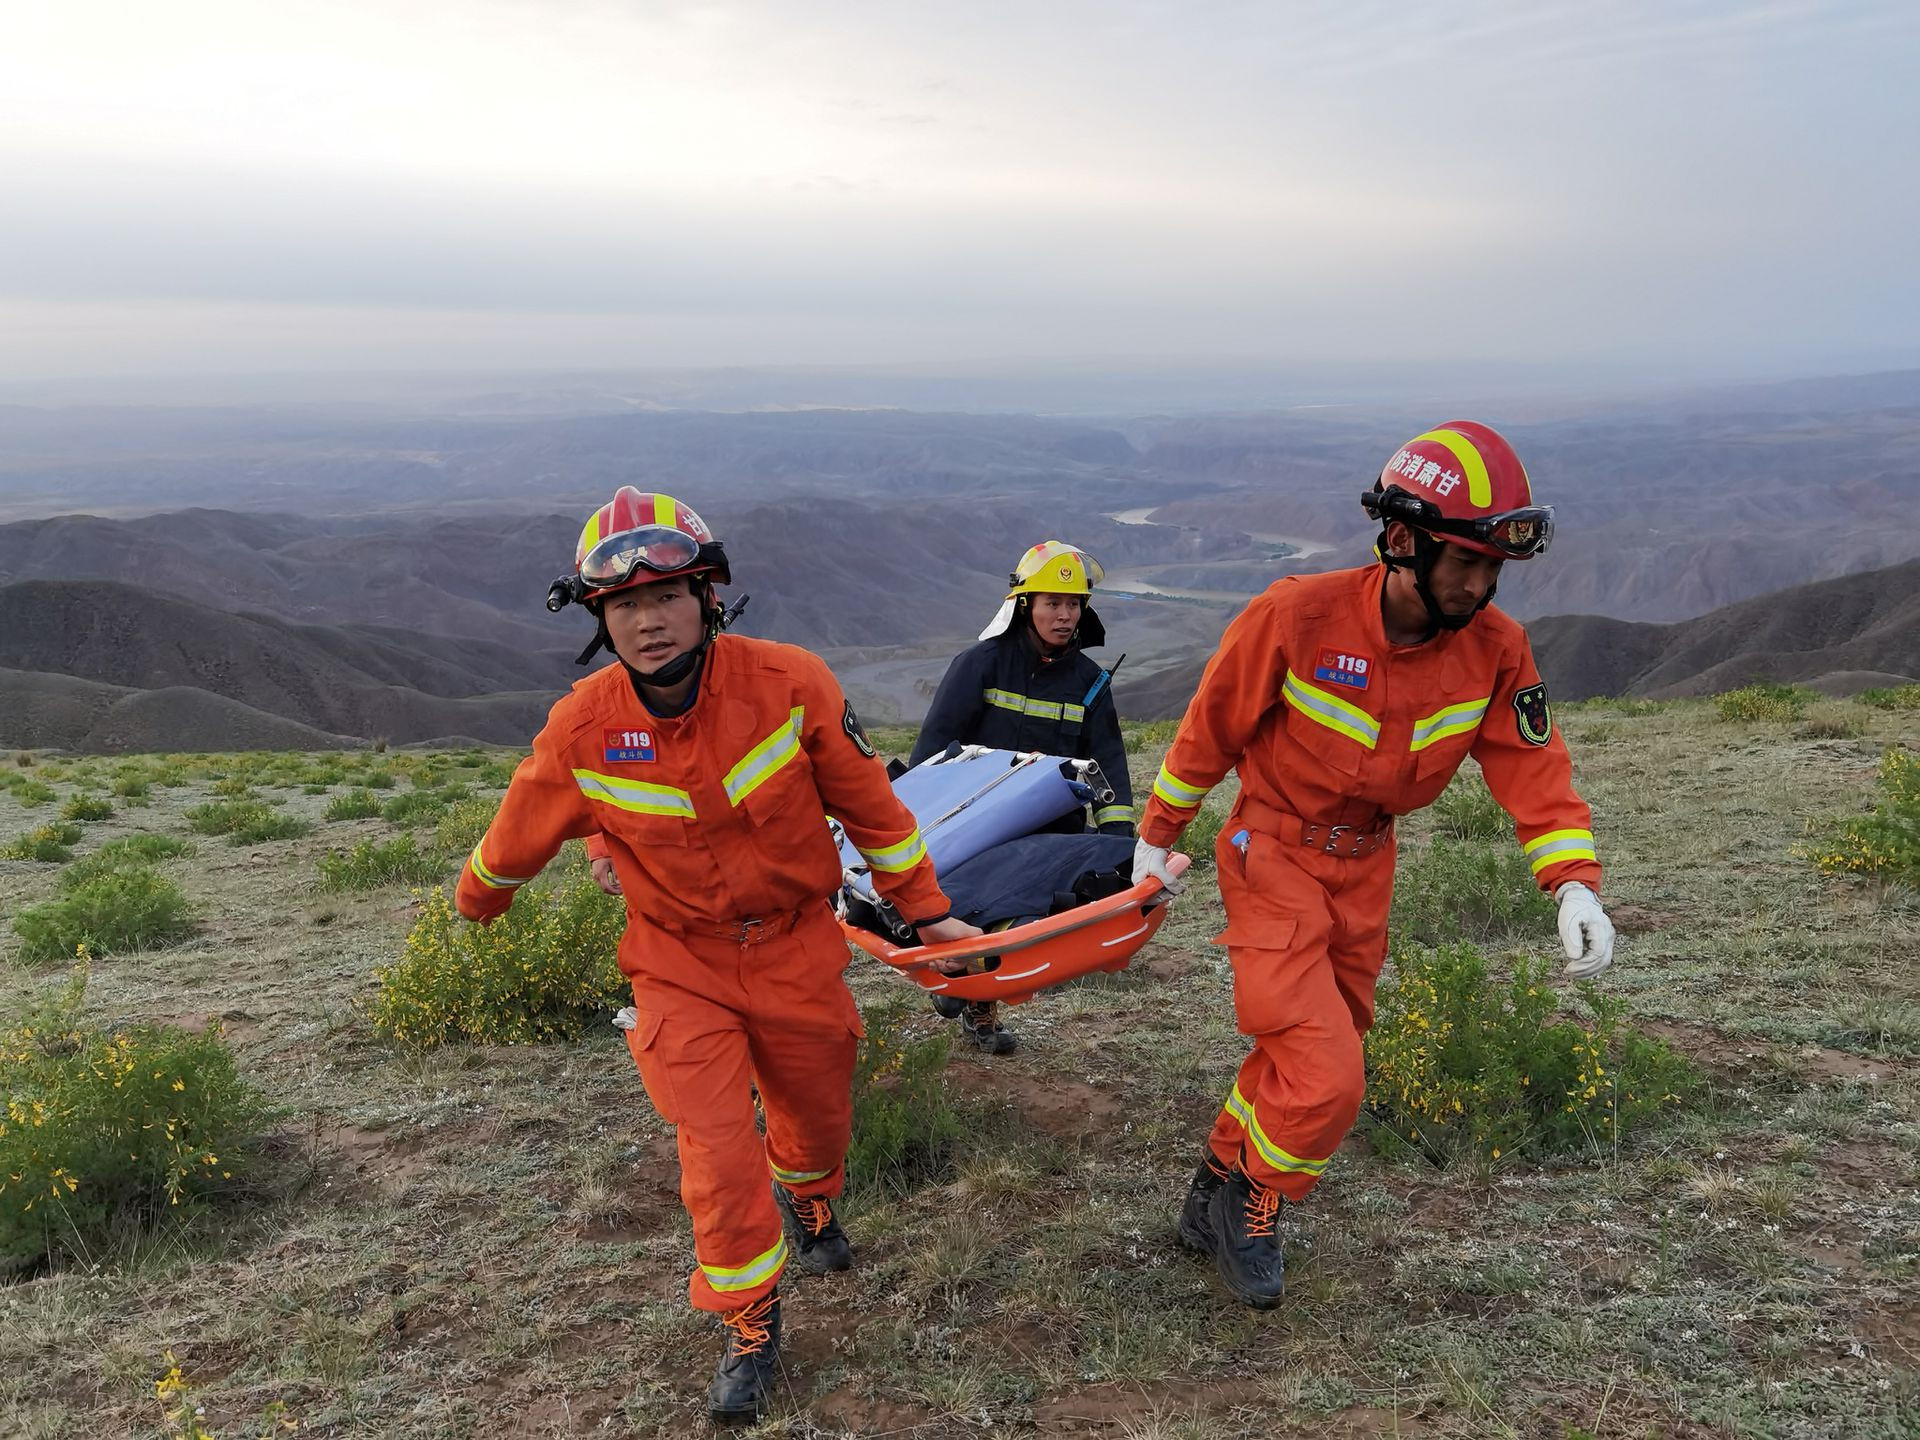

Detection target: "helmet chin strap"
[1378, 527, 1495, 641]
[576, 579, 725, 681]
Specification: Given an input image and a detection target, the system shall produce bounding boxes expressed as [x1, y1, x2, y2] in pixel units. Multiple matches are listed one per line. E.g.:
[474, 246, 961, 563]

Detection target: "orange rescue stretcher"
[832, 745, 1192, 1005]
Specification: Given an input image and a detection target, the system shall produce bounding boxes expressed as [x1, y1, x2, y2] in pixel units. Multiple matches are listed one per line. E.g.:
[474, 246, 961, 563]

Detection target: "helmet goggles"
[1364, 485, 1554, 559]
[577, 525, 705, 591]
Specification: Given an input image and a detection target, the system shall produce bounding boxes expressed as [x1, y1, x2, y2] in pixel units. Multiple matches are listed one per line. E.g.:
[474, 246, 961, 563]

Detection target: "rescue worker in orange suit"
[908, 540, 1135, 1053]
[1132, 422, 1616, 1309]
[455, 487, 980, 1421]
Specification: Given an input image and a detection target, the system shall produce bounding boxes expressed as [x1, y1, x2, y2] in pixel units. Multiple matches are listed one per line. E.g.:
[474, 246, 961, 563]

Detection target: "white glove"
[1555, 882, 1615, 979]
[1132, 839, 1186, 896]
[612, 1006, 639, 1032]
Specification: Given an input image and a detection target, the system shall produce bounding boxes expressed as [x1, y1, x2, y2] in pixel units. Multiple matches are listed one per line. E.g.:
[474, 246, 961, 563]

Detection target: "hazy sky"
[2, 1, 1915, 383]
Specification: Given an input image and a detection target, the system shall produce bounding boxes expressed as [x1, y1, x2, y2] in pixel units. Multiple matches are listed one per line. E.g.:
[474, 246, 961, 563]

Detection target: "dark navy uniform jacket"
[909, 629, 1135, 833]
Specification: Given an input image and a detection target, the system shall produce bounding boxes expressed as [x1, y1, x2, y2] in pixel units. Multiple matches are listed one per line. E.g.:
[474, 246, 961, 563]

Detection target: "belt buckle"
[734, 917, 771, 944]
[1323, 823, 1353, 856]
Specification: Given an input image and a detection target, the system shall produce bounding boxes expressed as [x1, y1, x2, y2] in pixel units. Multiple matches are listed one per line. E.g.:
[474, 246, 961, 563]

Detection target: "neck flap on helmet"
[1376, 524, 1496, 642]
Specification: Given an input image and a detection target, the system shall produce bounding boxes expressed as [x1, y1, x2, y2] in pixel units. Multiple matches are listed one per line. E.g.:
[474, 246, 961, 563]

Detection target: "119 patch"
[1313, 647, 1373, 690]
[1513, 683, 1552, 746]
[603, 726, 657, 763]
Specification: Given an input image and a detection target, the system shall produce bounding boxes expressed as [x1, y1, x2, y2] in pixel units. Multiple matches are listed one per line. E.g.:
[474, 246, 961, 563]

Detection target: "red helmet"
[569, 487, 731, 603]
[1364, 421, 1552, 559]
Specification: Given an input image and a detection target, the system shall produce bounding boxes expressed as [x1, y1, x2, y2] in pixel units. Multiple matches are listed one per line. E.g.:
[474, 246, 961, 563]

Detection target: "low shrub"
[209, 776, 257, 799]
[1365, 943, 1693, 1165]
[185, 800, 309, 846]
[1806, 747, 1920, 887]
[1, 823, 85, 863]
[1796, 705, 1868, 741]
[435, 797, 499, 857]
[10, 780, 56, 808]
[324, 788, 385, 822]
[111, 777, 150, 800]
[381, 791, 450, 826]
[1391, 838, 1555, 948]
[845, 1003, 961, 1198]
[1715, 683, 1813, 723]
[12, 868, 194, 964]
[59, 795, 114, 823]
[1859, 684, 1920, 712]
[361, 769, 396, 790]
[61, 835, 193, 889]
[316, 834, 447, 892]
[1431, 771, 1507, 842]
[368, 877, 625, 1045]
[0, 966, 269, 1267]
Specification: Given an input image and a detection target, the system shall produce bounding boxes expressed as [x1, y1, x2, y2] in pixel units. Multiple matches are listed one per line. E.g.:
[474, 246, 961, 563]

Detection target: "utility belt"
[1236, 797, 1395, 859]
[653, 904, 813, 946]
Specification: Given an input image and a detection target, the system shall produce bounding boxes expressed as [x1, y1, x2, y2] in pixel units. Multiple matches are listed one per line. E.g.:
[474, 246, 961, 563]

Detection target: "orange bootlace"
[1244, 1181, 1283, 1239]
[722, 1294, 776, 1355]
[794, 1196, 832, 1237]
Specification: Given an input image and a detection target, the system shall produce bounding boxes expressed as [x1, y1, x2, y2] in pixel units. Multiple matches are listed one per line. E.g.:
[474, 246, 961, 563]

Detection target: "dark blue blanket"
[937, 833, 1138, 930]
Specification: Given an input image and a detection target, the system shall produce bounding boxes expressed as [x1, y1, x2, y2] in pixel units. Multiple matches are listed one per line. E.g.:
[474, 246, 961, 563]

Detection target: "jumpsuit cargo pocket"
[624, 1011, 683, 1126]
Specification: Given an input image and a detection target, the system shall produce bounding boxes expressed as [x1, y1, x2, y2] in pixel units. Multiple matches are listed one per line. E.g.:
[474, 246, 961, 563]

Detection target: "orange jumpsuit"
[1140, 564, 1601, 1201]
[456, 634, 947, 1311]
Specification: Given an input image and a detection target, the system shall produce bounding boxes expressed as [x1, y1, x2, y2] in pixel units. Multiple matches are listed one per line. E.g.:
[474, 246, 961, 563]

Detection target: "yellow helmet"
[1006, 540, 1104, 600]
[980, 540, 1108, 643]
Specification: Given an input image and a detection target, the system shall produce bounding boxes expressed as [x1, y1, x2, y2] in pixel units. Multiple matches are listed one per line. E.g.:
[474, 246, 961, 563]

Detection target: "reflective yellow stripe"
[1282, 670, 1381, 749]
[1093, 804, 1135, 828]
[1152, 763, 1207, 810]
[572, 768, 696, 818]
[1408, 427, 1497, 508]
[652, 493, 676, 526]
[770, 1162, 831, 1185]
[1524, 828, 1596, 875]
[857, 828, 928, 874]
[1409, 696, 1491, 752]
[467, 842, 535, 891]
[982, 688, 1085, 724]
[701, 1235, 788, 1292]
[1223, 1084, 1331, 1176]
[723, 706, 805, 806]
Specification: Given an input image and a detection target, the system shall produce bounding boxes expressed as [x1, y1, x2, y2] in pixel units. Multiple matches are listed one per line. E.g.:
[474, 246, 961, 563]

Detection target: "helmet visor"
[578, 525, 703, 590]
[1471, 507, 1554, 558]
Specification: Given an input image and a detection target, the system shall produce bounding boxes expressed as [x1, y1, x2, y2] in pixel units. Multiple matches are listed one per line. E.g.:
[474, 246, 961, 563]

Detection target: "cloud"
[0, 0, 1914, 380]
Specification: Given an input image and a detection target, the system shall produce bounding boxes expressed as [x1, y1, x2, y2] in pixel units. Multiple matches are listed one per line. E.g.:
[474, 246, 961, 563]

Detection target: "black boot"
[1176, 1155, 1230, 1255]
[931, 992, 967, 1020]
[773, 1183, 852, 1274]
[1206, 1168, 1287, 1309]
[957, 1000, 1017, 1055]
[708, 1289, 781, 1424]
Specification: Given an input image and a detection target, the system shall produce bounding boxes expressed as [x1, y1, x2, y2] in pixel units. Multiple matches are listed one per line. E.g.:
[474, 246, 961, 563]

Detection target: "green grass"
[323, 788, 384, 821]
[11, 867, 195, 964]
[1715, 682, 1815, 722]
[3, 712, 1920, 1437]
[315, 834, 447, 893]
[0, 822, 85, 863]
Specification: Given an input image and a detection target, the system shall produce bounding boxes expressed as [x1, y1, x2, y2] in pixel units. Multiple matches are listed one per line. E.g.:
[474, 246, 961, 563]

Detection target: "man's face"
[601, 575, 706, 671]
[1423, 539, 1505, 617]
[1028, 592, 1085, 648]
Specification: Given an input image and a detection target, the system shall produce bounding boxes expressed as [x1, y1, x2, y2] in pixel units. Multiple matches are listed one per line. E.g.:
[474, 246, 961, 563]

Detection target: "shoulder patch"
[1513, 682, 1552, 746]
[843, 700, 877, 758]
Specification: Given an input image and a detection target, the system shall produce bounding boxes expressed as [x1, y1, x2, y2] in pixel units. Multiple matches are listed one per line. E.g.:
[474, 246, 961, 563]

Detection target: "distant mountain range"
[1528, 557, 1920, 700]
[1, 368, 1917, 749]
[1119, 557, 1920, 721]
[2, 556, 1913, 751]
